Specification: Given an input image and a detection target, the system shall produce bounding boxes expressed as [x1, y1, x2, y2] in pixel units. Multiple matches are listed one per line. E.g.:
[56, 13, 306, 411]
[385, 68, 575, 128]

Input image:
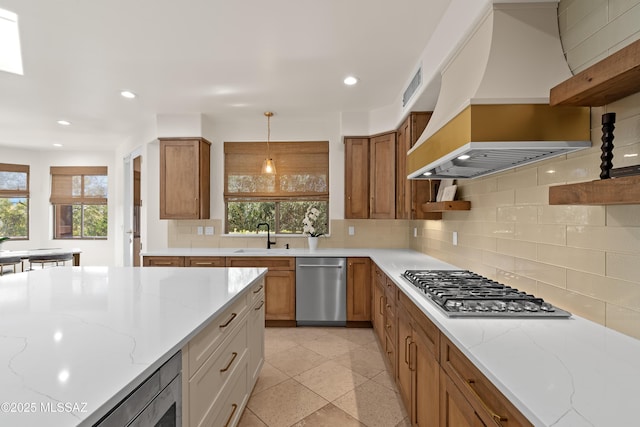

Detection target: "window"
[224, 141, 329, 234]
[50, 166, 108, 239]
[0, 163, 29, 239]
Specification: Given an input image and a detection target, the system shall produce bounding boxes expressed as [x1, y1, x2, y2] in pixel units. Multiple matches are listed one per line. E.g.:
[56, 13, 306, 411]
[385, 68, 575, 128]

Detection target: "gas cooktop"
[401, 270, 571, 318]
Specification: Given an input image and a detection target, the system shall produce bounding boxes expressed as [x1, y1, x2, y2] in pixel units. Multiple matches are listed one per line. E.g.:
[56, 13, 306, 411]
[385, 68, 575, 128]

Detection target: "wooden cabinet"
[397, 290, 440, 427]
[142, 256, 184, 267]
[182, 278, 264, 427]
[143, 255, 226, 267]
[226, 257, 296, 326]
[396, 112, 437, 220]
[372, 266, 386, 344]
[440, 335, 532, 427]
[440, 369, 485, 427]
[159, 137, 211, 219]
[347, 257, 371, 323]
[345, 137, 370, 219]
[369, 132, 397, 219]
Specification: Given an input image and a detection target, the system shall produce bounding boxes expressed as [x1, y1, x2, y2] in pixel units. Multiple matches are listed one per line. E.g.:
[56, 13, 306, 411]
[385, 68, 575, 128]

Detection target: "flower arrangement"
[302, 206, 324, 237]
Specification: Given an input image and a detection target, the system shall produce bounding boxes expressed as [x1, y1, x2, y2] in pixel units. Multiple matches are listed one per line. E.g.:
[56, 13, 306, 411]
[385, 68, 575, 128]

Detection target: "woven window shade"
[0, 163, 29, 197]
[225, 142, 329, 200]
[50, 166, 108, 204]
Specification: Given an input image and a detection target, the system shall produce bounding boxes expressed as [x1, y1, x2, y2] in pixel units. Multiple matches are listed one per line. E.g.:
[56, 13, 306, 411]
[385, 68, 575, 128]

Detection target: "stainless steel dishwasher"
[296, 257, 347, 326]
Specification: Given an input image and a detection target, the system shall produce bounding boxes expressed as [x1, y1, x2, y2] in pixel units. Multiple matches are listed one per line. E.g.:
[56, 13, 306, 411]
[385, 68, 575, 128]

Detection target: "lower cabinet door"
[264, 271, 295, 320]
[440, 369, 485, 427]
[413, 327, 439, 427]
[248, 293, 265, 388]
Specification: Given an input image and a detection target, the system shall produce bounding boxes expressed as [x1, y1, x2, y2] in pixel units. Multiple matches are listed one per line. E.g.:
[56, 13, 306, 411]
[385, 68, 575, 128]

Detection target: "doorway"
[124, 148, 142, 266]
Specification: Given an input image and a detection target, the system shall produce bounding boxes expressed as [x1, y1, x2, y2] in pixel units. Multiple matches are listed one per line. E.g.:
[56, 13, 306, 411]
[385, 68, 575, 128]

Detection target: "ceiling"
[0, 0, 453, 151]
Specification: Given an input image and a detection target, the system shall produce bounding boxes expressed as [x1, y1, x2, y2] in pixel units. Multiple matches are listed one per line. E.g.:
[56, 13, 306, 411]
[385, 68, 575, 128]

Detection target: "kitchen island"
[143, 247, 640, 427]
[0, 266, 266, 426]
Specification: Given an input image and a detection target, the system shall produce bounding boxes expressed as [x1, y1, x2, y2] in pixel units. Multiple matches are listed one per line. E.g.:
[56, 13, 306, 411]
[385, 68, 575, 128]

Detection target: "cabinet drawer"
[210, 361, 249, 427]
[249, 278, 265, 306]
[142, 256, 184, 267]
[440, 335, 532, 427]
[189, 322, 248, 426]
[226, 256, 295, 270]
[374, 264, 386, 287]
[384, 332, 396, 375]
[185, 256, 226, 267]
[187, 295, 248, 378]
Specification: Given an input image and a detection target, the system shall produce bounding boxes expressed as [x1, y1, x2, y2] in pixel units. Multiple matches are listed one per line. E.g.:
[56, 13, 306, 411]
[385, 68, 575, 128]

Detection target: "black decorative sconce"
[599, 112, 616, 179]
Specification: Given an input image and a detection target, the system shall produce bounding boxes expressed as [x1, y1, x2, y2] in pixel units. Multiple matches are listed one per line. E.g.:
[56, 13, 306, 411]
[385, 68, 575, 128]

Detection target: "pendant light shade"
[262, 111, 276, 175]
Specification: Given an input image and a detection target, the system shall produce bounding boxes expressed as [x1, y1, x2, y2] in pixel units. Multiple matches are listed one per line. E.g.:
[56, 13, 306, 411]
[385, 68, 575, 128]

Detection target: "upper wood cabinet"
[369, 132, 396, 219]
[396, 112, 434, 219]
[345, 137, 370, 219]
[159, 138, 211, 219]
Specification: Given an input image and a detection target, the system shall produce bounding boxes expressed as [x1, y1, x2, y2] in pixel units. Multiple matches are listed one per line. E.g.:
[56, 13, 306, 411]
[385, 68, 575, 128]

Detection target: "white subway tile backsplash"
[537, 243, 605, 275]
[567, 225, 640, 253]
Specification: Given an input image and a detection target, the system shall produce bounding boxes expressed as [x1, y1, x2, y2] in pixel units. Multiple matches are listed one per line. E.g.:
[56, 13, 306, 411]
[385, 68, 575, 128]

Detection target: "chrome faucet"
[256, 223, 276, 249]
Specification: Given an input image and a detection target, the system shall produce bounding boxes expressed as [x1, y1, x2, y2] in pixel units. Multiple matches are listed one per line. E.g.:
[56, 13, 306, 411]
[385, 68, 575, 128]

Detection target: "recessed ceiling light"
[57, 120, 71, 126]
[457, 155, 471, 160]
[423, 172, 432, 176]
[343, 76, 358, 86]
[53, 143, 63, 147]
[120, 90, 136, 99]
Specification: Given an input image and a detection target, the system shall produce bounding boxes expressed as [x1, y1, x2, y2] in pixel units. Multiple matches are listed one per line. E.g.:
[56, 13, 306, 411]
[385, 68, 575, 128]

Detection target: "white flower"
[302, 206, 323, 237]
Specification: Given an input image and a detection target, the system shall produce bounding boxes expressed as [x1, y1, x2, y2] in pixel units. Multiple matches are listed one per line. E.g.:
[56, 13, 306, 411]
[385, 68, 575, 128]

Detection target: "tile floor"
[238, 327, 409, 427]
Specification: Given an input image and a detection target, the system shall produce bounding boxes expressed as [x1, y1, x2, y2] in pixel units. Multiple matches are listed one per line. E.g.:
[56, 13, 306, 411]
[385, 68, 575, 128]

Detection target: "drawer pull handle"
[255, 300, 265, 310]
[154, 262, 172, 265]
[386, 323, 391, 329]
[404, 336, 411, 365]
[379, 296, 384, 315]
[223, 403, 238, 427]
[253, 285, 264, 293]
[409, 342, 416, 372]
[466, 379, 507, 424]
[194, 262, 214, 265]
[219, 312, 237, 328]
[220, 352, 238, 373]
[386, 304, 392, 310]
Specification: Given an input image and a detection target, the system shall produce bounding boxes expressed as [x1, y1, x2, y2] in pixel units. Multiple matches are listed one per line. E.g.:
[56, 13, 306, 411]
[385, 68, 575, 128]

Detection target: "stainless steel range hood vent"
[407, 2, 591, 180]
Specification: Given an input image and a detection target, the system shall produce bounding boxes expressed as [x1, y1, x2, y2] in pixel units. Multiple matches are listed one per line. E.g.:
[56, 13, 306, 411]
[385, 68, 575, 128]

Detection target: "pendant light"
[261, 111, 276, 175]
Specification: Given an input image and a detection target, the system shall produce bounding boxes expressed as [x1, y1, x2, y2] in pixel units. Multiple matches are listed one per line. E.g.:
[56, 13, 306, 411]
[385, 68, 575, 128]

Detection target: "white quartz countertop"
[0, 266, 266, 427]
[144, 247, 640, 427]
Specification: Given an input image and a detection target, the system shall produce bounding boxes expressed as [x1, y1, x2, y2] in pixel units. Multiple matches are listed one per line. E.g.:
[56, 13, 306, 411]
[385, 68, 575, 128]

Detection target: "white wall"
[0, 147, 117, 266]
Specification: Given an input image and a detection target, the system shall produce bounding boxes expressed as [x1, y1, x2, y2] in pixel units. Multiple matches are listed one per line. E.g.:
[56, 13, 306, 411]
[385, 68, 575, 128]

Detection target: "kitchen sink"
[233, 248, 291, 254]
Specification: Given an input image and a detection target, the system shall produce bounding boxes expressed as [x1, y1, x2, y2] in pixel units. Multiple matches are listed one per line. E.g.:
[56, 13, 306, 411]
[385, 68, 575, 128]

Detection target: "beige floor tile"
[325, 327, 377, 346]
[333, 346, 386, 379]
[247, 379, 329, 427]
[264, 335, 298, 359]
[237, 408, 268, 427]
[299, 333, 362, 359]
[267, 345, 328, 377]
[395, 416, 412, 427]
[291, 403, 365, 427]
[293, 360, 369, 402]
[370, 369, 396, 391]
[252, 361, 289, 395]
[333, 380, 408, 427]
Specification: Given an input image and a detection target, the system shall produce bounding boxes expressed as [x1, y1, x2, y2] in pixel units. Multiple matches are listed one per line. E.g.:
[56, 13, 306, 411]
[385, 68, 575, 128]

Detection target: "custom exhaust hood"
[407, 2, 591, 180]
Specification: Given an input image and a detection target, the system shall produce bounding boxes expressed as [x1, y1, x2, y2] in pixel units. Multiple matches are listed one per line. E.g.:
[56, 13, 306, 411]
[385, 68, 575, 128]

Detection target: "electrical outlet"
[348, 226, 355, 236]
[205, 226, 214, 235]
[197, 226, 203, 235]
[452, 231, 458, 246]
[413, 227, 417, 237]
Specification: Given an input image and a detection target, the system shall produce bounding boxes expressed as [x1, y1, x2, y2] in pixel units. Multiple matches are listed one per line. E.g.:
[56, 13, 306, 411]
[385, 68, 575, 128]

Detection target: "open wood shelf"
[550, 39, 640, 106]
[549, 175, 640, 205]
[421, 200, 471, 212]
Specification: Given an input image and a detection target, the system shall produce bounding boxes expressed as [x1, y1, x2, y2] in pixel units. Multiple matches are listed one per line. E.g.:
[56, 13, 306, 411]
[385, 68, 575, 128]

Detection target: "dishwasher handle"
[297, 264, 343, 268]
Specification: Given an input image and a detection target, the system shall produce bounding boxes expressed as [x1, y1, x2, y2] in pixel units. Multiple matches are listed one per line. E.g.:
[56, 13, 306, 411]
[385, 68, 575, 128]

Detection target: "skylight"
[0, 8, 23, 75]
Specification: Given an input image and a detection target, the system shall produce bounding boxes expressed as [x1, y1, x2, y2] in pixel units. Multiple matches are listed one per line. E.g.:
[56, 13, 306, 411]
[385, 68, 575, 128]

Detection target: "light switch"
[348, 226, 355, 236]
[205, 226, 214, 235]
[197, 226, 203, 235]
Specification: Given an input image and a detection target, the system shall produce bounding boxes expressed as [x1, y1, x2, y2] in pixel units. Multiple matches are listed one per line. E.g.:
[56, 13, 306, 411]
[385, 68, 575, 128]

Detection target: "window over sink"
[224, 141, 328, 235]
